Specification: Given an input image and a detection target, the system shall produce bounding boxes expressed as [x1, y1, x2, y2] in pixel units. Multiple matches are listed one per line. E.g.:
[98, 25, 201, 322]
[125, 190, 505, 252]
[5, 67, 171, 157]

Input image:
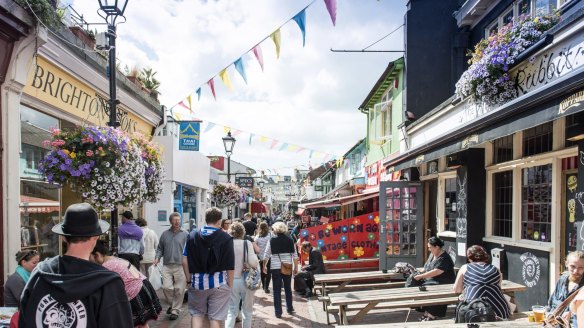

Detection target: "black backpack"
[455, 298, 497, 323]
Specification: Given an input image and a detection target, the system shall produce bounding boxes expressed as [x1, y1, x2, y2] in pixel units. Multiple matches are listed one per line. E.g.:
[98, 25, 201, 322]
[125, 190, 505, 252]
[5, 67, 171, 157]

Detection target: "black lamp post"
[222, 131, 236, 219]
[98, 0, 129, 255]
[258, 180, 265, 201]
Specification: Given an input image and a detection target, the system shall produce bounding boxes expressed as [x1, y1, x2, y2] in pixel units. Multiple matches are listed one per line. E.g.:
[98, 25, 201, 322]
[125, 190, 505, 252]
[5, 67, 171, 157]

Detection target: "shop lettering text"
[458, 100, 492, 125]
[31, 65, 138, 133]
[513, 33, 584, 97]
[559, 90, 584, 114]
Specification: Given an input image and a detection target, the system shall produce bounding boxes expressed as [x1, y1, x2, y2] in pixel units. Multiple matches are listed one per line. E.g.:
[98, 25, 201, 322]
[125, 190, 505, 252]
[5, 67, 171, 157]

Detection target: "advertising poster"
[179, 121, 200, 151]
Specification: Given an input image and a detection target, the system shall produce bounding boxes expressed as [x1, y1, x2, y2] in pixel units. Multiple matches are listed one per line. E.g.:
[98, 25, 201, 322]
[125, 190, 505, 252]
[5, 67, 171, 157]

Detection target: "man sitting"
[548, 251, 584, 326]
[294, 241, 325, 298]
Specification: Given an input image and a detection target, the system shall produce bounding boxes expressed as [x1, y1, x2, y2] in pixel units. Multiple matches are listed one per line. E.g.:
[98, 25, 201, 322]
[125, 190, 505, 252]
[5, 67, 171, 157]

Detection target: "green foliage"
[16, 0, 62, 29]
[139, 67, 161, 91]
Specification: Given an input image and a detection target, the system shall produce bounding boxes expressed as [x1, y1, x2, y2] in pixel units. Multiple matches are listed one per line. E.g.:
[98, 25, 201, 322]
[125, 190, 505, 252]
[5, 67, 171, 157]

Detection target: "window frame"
[370, 100, 393, 143]
[436, 171, 457, 236]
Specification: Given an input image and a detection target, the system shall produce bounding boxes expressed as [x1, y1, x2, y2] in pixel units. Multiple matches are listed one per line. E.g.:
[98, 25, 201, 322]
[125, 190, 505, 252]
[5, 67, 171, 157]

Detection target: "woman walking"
[135, 218, 158, 279]
[225, 222, 259, 328]
[255, 222, 273, 293]
[262, 222, 299, 318]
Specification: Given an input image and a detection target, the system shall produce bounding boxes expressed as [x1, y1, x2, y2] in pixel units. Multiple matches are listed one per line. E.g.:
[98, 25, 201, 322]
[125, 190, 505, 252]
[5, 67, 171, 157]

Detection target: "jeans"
[261, 259, 271, 290]
[271, 269, 293, 316]
[225, 278, 255, 328]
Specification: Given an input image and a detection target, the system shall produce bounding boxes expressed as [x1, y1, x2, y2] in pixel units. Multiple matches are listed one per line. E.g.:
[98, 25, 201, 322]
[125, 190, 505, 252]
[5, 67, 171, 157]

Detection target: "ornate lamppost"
[222, 131, 236, 218]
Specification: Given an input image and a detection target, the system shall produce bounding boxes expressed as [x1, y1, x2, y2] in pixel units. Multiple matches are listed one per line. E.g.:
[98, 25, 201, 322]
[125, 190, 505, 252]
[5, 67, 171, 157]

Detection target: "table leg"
[349, 301, 379, 325]
[340, 305, 348, 326]
[330, 280, 351, 294]
[322, 283, 327, 311]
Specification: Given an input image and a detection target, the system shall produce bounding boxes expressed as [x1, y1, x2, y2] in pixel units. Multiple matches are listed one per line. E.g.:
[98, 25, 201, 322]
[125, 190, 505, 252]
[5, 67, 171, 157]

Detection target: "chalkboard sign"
[455, 167, 468, 256]
[566, 172, 578, 253]
[504, 247, 549, 311]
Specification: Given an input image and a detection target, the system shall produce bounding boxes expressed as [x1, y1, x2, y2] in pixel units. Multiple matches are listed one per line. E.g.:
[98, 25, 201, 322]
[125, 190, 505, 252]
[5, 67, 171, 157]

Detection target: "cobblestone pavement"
[149, 289, 529, 328]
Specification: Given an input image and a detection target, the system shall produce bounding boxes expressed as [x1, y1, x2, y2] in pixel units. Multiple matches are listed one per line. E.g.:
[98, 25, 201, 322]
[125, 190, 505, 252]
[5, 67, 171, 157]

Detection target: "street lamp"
[98, 0, 129, 255]
[222, 131, 236, 218]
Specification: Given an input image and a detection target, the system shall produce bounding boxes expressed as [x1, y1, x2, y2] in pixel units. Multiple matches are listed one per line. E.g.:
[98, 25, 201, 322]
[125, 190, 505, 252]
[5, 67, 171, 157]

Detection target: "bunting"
[279, 142, 289, 151]
[207, 79, 216, 100]
[196, 88, 201, 101]
[293, 9, 307, 47]
[234, 58, 248, 84]
[252, 45, 264, 71]
[186, 95, 193, 113]
[271, 29, 282, 59]
[270, 140, 279, 149]
[219, 69, 233, 91]
[324, 0, 337, 26]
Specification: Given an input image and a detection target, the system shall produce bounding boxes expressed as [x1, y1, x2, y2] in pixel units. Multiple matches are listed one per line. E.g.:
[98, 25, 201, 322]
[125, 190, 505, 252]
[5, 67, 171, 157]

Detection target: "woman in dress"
[254, 222, 273, 293]
[135, 218, 159, 279]
[412, 236, 456, 320]
[225, 222, 259, 328]
[4, 250, 40, 306]
[453, 245, 510, 320]
[262, 222, 299, 318]
[91, 240, 162, 328]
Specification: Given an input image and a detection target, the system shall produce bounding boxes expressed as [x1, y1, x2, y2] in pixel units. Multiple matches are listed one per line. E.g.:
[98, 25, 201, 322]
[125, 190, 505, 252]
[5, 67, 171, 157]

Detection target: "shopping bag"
[148, 264, 164, 290]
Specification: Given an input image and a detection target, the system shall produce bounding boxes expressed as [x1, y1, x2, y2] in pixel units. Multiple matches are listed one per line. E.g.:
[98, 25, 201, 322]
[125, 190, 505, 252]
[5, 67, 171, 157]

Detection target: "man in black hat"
[118, 210, 144, 269]
[19, 203, 133, 327]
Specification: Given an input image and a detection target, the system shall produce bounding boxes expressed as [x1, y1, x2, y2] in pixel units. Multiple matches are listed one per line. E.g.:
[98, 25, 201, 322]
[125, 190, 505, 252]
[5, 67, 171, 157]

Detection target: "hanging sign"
[179, 122, 200, 151]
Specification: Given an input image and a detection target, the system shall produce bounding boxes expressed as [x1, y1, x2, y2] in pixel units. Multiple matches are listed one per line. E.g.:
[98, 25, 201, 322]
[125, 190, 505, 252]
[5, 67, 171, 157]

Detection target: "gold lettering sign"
[415, 155, 425, 165]
[22, 57, 154, 135]
[559, 90, 584, 115]
[461, 134, 479, 149]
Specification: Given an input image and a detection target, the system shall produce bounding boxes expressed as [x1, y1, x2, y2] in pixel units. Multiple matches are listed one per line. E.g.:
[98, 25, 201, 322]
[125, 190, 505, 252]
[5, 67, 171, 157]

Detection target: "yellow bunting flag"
[186, 95, 193, 113]
[223, 126, 231, 134]
[271, 29, 282, 59]
[219, 69, 233, 91]
[288, 145, 298, 152]
[259, 136, 269, 142]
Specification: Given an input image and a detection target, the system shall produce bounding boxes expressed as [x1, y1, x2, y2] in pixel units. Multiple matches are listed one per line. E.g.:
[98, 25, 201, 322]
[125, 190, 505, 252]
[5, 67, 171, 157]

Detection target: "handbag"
[543, 286, 583, 328]
[278, 254, 293, 275]
[243, 240, 262, 291]
[455, 297, 497, 323]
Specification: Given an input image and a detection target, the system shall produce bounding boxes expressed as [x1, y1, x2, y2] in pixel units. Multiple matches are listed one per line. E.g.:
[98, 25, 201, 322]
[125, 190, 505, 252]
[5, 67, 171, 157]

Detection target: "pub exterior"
[384, 0, 584, 310]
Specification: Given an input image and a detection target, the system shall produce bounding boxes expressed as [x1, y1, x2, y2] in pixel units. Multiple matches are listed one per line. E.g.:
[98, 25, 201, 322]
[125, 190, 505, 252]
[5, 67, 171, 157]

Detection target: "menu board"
[566, 172, 578, 253]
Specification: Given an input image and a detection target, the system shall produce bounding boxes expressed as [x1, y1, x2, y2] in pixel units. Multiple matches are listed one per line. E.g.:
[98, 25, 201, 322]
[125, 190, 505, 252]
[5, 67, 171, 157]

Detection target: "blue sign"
[179, 122, 200, 151]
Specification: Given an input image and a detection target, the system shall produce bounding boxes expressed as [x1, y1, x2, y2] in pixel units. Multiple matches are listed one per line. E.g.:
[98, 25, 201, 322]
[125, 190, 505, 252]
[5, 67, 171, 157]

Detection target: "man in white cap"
[19, 203, 133, 327]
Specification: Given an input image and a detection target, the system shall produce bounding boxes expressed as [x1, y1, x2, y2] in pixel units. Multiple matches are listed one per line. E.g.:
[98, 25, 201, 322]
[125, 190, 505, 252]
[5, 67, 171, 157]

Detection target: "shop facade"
[386, 1, 584, 310]
[3, 26, 162, 275]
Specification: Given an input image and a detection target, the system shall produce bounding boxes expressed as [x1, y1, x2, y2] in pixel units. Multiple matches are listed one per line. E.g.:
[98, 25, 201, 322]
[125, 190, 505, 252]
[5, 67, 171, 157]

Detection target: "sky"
[67, 0, 406, 175]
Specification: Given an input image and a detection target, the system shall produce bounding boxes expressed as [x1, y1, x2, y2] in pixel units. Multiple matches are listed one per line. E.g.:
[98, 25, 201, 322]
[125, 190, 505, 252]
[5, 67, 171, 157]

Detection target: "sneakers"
[166, 307, 172, 315]
[264, 288, 270, 294]
[287, 309, 296, 315]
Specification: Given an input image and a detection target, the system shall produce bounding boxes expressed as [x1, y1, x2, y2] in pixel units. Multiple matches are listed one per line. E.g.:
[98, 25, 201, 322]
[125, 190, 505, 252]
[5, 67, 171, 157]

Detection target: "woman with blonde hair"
[225, 222, 258, 328]
[254, 221, 273, 293]
[263, 222, 299, 318]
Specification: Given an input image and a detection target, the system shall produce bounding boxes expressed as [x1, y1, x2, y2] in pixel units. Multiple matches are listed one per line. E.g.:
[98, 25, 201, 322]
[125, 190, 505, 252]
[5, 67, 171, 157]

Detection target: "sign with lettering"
[208, 156, 225, 171]
[236, 177, 254, 189]
[299, 212, 380, 261]
[512, 31, 584, 97]
[559, 90, 584, 115]
[179, 122, 200, 151]
[22, 57, 154, 135]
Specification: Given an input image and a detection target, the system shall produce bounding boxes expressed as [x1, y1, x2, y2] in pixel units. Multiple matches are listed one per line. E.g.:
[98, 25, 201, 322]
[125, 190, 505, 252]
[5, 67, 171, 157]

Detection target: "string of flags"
[169, 0, 337, 113]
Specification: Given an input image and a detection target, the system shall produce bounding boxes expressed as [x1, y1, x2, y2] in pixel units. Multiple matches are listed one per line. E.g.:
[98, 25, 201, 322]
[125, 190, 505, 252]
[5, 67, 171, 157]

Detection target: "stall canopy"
[300, 187, 379, 209]
[250, 201, 267, 213]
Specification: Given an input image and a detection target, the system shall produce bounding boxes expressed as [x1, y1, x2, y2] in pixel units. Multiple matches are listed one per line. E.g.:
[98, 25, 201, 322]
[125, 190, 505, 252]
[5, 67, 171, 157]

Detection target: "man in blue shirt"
[183, 207, 234, 328]
[548, 251, 584, 325]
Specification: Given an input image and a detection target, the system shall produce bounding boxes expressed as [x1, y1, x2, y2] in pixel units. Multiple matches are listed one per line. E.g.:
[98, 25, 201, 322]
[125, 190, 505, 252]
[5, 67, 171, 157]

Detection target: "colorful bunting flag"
[324, 0, 337, 26]
[196, 88, 201, 101]
[232, 130, 242, 136]
[178, 99, 190, 110]
[204, 122, 215, 133]
[219, 68, 233, 91]
[223, 126, 231, 134]
[252, 45, 264, 71]
[249, 133, 255, 145]
[309, 150, 314, 158]
[293, 9, 307, 47]
[270, 140, 279, 149]
[297, 147, 306, 153]
[279, 143, 289, 151]
[234, 57, 248, 84]
[260, 136, 269, 142]
[271, 29, 282, 59]
[186, 95, 193, 113]
[207, 79, 216, 100]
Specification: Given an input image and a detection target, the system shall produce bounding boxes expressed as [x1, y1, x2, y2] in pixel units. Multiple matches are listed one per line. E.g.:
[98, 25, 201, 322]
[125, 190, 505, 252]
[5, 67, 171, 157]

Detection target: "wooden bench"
[314, 281, 405, 296]
[337, 321, 540, 328]
[328, 280, 527, 325]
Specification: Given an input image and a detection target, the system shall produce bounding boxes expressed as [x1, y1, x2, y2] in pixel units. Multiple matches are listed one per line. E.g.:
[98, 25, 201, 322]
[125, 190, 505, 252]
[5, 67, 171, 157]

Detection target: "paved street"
[148, 288, 530, 328]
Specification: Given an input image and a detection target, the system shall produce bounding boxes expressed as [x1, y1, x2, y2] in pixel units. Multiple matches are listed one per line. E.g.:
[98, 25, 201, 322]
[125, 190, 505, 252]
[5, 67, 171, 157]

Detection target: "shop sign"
[559, 90, 584, 114]
[178, 122, 200, 151]
[365, 161, 380, 187]
[512, 30, 584, 97]
[461, 134, 479, 149]
[208, 156, 225, 171]
[236, 177, 254, 188]
[314, 185, 323, 191]
[299, 212, 380, 261]
[158, 210, 167, 222]
[23, 57, 153, 135]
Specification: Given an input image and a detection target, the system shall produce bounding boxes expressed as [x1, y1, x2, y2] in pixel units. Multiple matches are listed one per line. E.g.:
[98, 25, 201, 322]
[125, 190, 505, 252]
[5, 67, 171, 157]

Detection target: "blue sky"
[68, 0, 406, 175]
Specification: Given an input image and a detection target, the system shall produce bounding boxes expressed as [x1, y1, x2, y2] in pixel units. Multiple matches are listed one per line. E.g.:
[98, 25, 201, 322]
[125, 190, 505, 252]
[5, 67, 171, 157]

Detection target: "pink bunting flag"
[252, 45, 264, 71]
[269, 140, 279, 149]
[231, 130, 242, 136]
[297, 147, 306, 153]
[207, 78, 216, 100]
[178, 100, 190, 110]
[324, 0, 337, 26]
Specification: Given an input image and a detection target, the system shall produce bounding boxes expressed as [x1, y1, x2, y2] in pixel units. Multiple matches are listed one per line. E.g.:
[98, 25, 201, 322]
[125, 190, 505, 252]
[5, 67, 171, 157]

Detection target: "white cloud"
[67, 0, 406, 174]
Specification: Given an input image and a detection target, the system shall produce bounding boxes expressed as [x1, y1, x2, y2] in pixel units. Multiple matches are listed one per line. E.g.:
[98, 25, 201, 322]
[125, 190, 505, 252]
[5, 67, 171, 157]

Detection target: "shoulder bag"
[277, 253, 293, 275]
[455, 297, 497, 323]
[243, 241, 262, 291]
[543, 286, 583, 328]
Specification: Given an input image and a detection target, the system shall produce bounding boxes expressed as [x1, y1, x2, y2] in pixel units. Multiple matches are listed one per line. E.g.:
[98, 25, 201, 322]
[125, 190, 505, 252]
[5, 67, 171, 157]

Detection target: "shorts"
[187, 284, 231, 320]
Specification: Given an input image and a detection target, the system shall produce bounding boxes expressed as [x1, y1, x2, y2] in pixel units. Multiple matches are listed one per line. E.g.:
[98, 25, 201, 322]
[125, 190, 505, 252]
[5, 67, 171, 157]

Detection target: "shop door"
[379, 181, 424, 271]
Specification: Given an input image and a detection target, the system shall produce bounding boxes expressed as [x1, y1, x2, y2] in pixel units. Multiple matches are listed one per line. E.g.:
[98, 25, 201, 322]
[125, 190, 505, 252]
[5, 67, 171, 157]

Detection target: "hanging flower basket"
[38, 126, 164, 210]
[130, 133, 165, 203]
[455, 14, 559, 106]
[211, 183, 242, 208]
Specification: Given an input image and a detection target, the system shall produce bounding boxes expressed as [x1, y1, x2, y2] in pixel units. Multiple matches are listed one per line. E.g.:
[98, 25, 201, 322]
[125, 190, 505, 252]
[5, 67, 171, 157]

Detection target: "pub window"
[444, 178, 457, 232]
[535, 0, 557, 16]
[519, 0, 531, 15]
[565, 111, 584, 147]
[427, 161, 438, 175]
[521, 164, 552, 242]
[493, 135, 514, 164]
[493, 171, 513, 238]
[523, 122, 553, 156]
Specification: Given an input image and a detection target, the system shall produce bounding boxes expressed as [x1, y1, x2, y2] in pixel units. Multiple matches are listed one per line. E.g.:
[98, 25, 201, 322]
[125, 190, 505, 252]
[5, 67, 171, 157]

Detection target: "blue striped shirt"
[183, 226, 228, 290]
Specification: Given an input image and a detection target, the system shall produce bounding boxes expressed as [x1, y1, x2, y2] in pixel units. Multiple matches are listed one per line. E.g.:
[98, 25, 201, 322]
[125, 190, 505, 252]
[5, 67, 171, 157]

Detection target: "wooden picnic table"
[328, 280, 527, 325]
[313, 270, 403, 297]
[338, 320, 539, 328]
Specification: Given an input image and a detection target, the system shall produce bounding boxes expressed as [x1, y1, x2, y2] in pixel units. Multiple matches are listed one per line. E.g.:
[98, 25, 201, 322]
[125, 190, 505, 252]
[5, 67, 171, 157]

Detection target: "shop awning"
[300, 188, 379, 209]
[20, 195, 60, 214]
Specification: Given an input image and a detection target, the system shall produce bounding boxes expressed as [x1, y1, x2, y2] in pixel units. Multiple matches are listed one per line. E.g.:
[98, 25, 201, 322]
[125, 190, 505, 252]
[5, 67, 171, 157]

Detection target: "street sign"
[314, 185, 323, 191]
[236, 177, 254, 188]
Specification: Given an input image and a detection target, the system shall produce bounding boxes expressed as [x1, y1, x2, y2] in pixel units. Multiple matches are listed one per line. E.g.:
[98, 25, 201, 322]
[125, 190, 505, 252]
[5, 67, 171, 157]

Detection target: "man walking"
[19, 203, 133, 327]
[242, 213, 256, 239]
[118, 210, 144, 269]
[154, 212, 188, 320]
[183, 207, 234, 328]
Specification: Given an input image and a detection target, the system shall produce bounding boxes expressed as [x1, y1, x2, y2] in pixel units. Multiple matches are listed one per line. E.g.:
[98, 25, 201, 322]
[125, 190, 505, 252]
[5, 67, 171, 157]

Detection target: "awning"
[295, 208, 305, 216]
[19, 195, 60, 214]
[300, 188, 379, 209]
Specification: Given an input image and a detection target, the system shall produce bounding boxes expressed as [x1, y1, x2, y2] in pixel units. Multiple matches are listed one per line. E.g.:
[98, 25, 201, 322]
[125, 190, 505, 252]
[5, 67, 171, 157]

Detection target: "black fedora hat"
[52, 203, 110, 236]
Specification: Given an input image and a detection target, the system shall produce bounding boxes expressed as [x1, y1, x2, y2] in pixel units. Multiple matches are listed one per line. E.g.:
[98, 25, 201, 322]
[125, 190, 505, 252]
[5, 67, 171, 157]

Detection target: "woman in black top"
[413, 236, 456, 320]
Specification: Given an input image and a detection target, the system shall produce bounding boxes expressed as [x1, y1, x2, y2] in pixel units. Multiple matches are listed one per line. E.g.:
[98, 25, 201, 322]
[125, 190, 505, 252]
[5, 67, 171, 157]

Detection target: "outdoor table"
[328, 280, 527, 325]
[313, 270, 403, 297]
